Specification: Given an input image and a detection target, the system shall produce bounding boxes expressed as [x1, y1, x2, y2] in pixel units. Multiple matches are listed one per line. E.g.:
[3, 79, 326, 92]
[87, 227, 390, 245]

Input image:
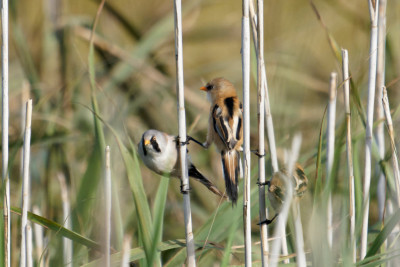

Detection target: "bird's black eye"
[150, 136, 161, 153]
[206, 84, 213, 91]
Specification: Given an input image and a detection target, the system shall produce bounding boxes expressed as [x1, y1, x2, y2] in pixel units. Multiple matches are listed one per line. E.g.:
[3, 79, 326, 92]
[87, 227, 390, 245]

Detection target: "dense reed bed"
[1, 0, 400, 266]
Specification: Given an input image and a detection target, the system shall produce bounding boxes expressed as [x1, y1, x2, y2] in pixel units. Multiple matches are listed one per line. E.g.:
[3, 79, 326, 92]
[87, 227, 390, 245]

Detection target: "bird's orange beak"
[144, 139, 150, 146]
[200, 86, 207, 91]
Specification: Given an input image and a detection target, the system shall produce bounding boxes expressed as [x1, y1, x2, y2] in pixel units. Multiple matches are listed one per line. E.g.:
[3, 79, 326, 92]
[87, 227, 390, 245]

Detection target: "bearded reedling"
[258, 163, 308, 225]
[196, 77, 243, 205]
[138, 129, 225, 198]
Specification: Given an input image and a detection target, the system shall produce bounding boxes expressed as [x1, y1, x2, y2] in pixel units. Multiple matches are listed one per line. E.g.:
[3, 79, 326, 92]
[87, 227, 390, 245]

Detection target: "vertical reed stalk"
[292, 202, 306, 267]
[361, 0, 379, 259]
[382, 87, 400, 205]
[256, 0, 269, 265]
[20, 81, 30, 174]
[342, 49, 356, 262]
[173, 0, 196, 265]
[248, 3, 286, 261]
[104, 146, 111, 267]
[1, 0, 10, 264]
[270, 134, 302, 267]
[326, 73, 337, 247]
[375, 0, 387, 221]
[121, 235, 131, 267]
[263, 73, 279, 174]
[32, 206, 44, 266]
[249, 4, 288, 263]
[20, 99, 33, 267]
[26, 222, 32, 267]
[242, 0, 252, 265]
[57, 173, 72, 267]
[248, 1, 279, 173]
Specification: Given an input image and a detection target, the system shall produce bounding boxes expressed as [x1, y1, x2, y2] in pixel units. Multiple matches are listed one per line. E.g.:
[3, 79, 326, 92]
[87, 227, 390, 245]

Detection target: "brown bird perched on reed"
[138, 129, 225, 198]
[258, 163, 308, 225]
[189, 78, 243, 205]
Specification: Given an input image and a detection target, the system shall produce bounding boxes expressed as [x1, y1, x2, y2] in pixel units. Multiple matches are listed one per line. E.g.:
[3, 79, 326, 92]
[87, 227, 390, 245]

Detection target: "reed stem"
[173, 0, 196, 265]
[361, 0, 379, 258]
[382, 87, 400, 206]
[342, 49, 356, 262]
[121, 235, 131, 267]
[20, 99, 33, 267]
[57, 173, 72, 267]
[242, 0, 252, 265]
[104, 146, 111, 267]
[375, 0, 387, 221]
[1, 0, 10, 264]
[269, 134, 302, 267]
[326, 72, 337, 247]
[256, 0, 269, 265]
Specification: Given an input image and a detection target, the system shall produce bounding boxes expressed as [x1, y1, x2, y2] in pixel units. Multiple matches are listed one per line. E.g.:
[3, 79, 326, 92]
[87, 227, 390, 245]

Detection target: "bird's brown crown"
[201, 77, 238, 103]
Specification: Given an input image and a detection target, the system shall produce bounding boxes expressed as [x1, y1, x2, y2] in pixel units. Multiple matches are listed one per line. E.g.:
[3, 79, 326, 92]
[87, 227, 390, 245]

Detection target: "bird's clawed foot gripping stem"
[175, 136, 189, 146]
[175, 136, 192, 194]
[257, 213, 278, 226]
[180, 183, 192, 194]
[251, 149, 265, 158]
[256, 180, 270, 187]
[175, 135, 205, 148]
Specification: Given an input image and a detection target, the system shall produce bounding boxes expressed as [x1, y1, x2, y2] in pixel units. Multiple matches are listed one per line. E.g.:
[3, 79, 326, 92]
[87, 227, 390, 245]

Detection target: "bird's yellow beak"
[144, 139, 150, 146]
[200, 86, 207, 91]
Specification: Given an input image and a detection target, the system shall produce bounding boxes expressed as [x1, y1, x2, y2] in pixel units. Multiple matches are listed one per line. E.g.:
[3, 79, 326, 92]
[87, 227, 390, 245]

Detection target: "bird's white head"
[139, 129, 168, 156]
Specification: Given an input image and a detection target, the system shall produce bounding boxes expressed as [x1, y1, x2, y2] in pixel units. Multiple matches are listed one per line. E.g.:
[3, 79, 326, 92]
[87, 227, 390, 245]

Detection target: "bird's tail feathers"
[221, 150, 240, 205]
[188, 164, 226, 199]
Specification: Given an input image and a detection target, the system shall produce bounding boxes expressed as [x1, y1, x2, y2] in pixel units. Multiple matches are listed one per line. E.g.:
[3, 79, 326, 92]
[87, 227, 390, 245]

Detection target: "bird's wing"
[212, 104, 231, 148]
[212, 103, 243, 150]
[294, 163, 308, 198]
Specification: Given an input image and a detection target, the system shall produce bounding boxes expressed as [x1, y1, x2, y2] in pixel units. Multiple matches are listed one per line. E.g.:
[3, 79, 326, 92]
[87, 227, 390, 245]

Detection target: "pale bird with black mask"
[138, 129, 225, 198]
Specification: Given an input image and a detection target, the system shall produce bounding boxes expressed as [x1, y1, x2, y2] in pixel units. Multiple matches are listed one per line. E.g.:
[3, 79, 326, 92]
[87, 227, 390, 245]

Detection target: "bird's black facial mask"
[141, 137, 147, 156]
[206, 84, 214, 91]
[150, 137, 161, 153]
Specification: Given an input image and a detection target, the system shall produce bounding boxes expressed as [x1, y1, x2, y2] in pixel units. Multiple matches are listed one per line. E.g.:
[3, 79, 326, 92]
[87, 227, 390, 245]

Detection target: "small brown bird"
[258, 163, 308, 225]
[198, 77, 243, 205]
[138, 129, 225, 198]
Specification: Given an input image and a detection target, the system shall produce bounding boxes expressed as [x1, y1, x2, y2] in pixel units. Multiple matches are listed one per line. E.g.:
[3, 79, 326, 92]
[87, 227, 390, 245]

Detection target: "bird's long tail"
[221, 150, 240, 205]
[188, 164, 226, 199]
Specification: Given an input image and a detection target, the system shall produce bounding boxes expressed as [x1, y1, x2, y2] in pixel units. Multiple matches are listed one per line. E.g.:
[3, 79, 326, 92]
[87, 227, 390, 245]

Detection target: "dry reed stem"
[255, 0, 269, 265]
[20, 99, 33, 267]
[326, 72, 337, 247]
[382, 85, 400, 266]
[26, 222, 32, 267]
[382, 87, 400, 206]
[104, 146, 111, 267]
[342, 49, 356, 262]
[375, 0, 387, 221]
[242, 0, 252, 265]
[361, 0, 379, 259]
[249, 4, 287, 261]
[121, 235, 131, 267]
[32, 206, 44, 266]
[57, 173, 72, 267]
[1, 0, 10, 264]
[269, 134, 302, 267]
[292, 202, 306, 267]
[248, 0, 279, 173]
[173, 0, 196, 265]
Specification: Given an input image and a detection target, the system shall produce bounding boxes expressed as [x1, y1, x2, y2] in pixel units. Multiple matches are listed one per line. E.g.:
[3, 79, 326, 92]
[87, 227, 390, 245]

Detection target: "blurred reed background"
[2, 0, 400, 265]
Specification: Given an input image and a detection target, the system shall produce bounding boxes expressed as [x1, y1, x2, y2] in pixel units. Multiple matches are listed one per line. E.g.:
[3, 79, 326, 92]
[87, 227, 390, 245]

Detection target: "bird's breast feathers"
[143, 141, 178, 176]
